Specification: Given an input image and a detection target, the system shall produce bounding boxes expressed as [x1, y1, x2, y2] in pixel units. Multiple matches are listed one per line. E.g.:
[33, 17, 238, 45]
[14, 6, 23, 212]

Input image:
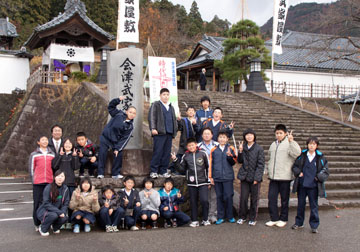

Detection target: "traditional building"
[0, 17, 18, 50]
[24, 0, 114, 76]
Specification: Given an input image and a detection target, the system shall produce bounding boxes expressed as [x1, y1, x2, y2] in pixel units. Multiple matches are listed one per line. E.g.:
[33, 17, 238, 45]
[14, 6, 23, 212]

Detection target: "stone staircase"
[177, 90, 360, 208]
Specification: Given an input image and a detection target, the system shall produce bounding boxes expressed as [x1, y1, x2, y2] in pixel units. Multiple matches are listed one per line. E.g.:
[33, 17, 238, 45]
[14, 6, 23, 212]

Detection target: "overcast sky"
[169, 0, 336, 26]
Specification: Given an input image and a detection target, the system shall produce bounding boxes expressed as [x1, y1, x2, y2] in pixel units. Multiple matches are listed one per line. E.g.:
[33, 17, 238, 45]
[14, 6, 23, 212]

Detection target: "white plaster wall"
[0, 54, 30, 94]
[264, 69, 360, 97]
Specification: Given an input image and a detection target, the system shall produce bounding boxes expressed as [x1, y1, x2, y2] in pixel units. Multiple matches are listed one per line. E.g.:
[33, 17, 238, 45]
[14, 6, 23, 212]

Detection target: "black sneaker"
[311, 228, 318, 233]
[291, 224, 304, 230]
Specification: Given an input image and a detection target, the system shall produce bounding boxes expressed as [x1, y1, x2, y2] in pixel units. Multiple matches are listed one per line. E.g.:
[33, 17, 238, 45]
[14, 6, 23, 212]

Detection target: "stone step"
[328, 174, 360, 181]
[328, 167, 360, 173]
[325, 181, 360, 189]
[328, 199, 360, 208]
[325, 189, 360, 199]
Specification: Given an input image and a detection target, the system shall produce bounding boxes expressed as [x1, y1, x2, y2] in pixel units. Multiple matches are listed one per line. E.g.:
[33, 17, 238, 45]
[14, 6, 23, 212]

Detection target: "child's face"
[55, 172, 65, 186]
[187, 142, 197, 153]
[37, 137, 49, 148]
[63, 139, 73, 152]
[201, 100, 210, 109]
[202, 129, 213, 142]
[104, 189, 113, 199]
[245, 133, 255, 143]
[145, 181, 153, 190]
[124, 179, 135, 190]
[82, 181, 91, 192]
[308, 141, 318, 153]
[52, 126, 62, 140]
[160, 92, 170, 103]
[218, 134, 228, 145]
[186, 108, 195, 118]
[213, 109, 222, 121]
[275, 130, 286, 142]
[126, 107, 137, 120]
[164, 182, 173, 192]
[76, 136, 87, 147]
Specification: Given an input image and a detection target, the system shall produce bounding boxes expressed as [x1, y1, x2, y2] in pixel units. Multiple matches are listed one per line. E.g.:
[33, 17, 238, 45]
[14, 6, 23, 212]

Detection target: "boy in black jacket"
[75, 132, 98, 177]
[118, 175, 141, 231]
[171, 137, 211, 227]
[236, 128, 265, 226]
[97, 96, 136, 179]
[291, 137, 329, 233]
[148, 88, 178, 178]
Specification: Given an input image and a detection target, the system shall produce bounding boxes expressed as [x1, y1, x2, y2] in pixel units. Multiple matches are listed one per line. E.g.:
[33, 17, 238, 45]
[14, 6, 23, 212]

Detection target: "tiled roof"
[0, 18, 18, 37]
[24, 0, 114, 46]
[265, 31, 360, 72]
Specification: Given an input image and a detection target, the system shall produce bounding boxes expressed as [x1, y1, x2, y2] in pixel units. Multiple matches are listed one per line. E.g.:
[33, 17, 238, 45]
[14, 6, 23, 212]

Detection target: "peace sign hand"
[229, 121, 235, 129]
[287, 130, 294, 142]
[59, 147, 65, 156]
[238, 141, 244, 153]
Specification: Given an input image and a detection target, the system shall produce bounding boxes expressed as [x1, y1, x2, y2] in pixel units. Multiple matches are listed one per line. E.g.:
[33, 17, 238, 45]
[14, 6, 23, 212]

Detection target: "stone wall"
[0, 83, 108, 175]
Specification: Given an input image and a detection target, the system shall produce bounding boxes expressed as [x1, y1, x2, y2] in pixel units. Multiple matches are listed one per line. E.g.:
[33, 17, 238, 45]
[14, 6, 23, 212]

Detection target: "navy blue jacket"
[209, 144, 237, 182]
[101, 98, 134, 151]
[37, 183, 70, 219]
[118, 188, 141, 210]
[201, 119, 233, 141]
[292, 149, 330, 198]
[177, 118, 200, 155]
[158, 188, 184, 212]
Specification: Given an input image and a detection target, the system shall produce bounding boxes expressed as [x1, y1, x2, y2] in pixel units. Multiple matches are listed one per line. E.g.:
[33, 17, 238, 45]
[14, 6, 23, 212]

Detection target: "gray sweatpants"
[208, 185, 217, 218]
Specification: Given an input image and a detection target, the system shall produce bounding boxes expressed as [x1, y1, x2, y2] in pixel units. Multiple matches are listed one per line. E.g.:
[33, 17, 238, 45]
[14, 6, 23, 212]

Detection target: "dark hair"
[200, 96, 211, 104]
[213, 107, 223, 114]
[201, 127, 213, 135]
[124, 175, 136, 185]
[186, 137, 197, 145]
[218, 129, 229, 138]
[62, 138, 74, 152]
[160, 88, 170, 94]
[274, 124, 287, 133]
[306, 136, 320, 147]
[186, 106, 196, 112]
[164, 177, 174, 186]
[101, 185, 115, 195]
[127, 105, 137, 110]
[51, 124, 63, 133]
[76, 132, 87, 138]
[37, 135, 48, 142]
[142, 176, 154, 188]
[50, 170, 65, 203]
[79, 176, 92, 192]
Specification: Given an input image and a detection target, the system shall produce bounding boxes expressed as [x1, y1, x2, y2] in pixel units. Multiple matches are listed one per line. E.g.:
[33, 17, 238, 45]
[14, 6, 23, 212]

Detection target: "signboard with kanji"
[148, 56, 179, 116]
[117, 0, 139, 43]
[272, 0, 289, 54]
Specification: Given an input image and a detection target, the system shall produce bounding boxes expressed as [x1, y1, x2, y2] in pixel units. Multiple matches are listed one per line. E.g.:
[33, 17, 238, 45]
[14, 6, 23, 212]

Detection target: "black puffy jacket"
[52, 153, 80, 187]
[237, 142, 265, 183]
[174, 148, 210, 187]
[292, 149, 329, 198]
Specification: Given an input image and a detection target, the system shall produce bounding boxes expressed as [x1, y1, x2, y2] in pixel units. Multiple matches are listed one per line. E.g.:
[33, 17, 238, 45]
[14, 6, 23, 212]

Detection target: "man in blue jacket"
[97, 96, 136, 179]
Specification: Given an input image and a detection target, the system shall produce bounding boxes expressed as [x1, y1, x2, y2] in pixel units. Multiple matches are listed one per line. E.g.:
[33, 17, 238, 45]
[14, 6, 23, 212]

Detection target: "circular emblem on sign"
[67, 48, 76, 57]
[196, 158, 204, 166]
[61, 60, 68, 65]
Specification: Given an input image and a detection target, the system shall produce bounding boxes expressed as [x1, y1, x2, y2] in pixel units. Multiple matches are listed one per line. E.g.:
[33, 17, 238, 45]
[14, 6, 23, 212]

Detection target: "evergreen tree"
[214, 20, 271, 84]
[187, 1, 203, 37]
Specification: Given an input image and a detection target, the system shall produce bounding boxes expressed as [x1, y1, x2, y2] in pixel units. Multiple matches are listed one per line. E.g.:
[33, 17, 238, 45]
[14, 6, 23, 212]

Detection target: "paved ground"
[0, 178, 359, 252]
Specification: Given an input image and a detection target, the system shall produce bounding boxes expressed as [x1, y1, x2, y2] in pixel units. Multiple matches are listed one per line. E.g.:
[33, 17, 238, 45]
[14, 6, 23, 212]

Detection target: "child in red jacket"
[29, 136, 56, 232]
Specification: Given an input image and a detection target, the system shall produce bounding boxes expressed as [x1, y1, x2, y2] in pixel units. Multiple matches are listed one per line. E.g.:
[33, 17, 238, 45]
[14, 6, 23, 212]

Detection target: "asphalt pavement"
[0, 178, 359, 252]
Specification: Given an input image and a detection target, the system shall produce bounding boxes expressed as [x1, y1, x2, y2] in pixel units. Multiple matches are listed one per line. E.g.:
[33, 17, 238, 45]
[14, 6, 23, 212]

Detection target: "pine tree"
[214, 20, 271, 84]
[187, 1, 203, 37]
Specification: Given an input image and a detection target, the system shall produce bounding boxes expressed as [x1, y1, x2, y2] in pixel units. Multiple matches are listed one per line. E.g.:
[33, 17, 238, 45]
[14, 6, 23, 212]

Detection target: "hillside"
[261, 0, 360, 38]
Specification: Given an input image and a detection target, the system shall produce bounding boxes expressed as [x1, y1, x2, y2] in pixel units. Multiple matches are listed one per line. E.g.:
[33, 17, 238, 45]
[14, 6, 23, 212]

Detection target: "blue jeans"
[295, 185, 319, 229]
[99, 207, 125, 227]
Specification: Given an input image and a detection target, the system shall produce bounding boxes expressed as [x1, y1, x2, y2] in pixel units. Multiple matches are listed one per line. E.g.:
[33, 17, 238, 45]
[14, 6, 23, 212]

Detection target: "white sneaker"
[112, 175, 124, 179]
[130, 226, 139, 231]
[150, 172, 158, 178]
[35, 225, 39, 232]
[209, 216, 217, 224]
[248, 221, 257, 226]
[39, 226, 49, 236]
[201, 220, 211, 226]
[237, 218, 246, 225]
[275, 221, 287, 227]
[97, 175, 104, 179]
[161, 173, 171, 178]
[189, 221, 200, 227]
[265, 220, 279, 227]
[53, 229, 60, 234]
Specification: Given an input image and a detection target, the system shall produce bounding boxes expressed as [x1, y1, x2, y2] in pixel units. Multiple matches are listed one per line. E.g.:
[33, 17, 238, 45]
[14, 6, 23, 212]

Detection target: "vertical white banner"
[117, 0, 139, 43]
[148, 56, 179, 116]
[272, 0, 289, 54]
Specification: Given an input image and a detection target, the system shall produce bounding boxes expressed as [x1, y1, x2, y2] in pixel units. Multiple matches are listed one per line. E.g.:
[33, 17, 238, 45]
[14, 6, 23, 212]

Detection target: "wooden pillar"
[212, 70, 216, 91]
[186, 71, 189, 90]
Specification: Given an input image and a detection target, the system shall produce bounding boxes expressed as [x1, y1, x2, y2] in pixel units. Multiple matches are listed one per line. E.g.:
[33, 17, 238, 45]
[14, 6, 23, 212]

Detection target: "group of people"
[29, 87, 330, 237]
